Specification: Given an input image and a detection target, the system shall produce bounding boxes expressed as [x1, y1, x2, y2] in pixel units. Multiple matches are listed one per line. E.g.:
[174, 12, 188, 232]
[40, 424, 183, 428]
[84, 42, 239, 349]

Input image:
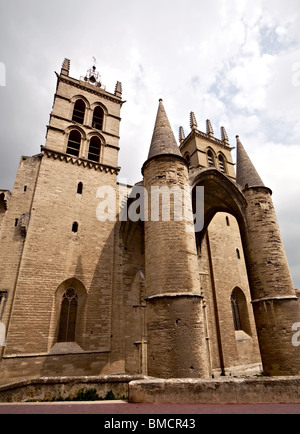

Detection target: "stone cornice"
[56, 73, 125, 106]
[41, 146, 120, 175]
[251, 295, 298, 304]
[180, 129, 234, 152]
[145, 293, 204, 301]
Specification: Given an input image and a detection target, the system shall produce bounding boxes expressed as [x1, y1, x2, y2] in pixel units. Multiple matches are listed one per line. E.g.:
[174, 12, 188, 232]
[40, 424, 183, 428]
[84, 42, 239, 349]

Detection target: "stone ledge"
[0, 375, 145, 403]
[128, 377, 300, 404]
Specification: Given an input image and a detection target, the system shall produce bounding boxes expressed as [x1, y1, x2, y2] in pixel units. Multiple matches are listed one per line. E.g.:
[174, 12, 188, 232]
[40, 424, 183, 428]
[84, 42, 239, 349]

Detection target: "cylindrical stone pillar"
[243, 186, 300, 376]
[143, 155, 209, 379]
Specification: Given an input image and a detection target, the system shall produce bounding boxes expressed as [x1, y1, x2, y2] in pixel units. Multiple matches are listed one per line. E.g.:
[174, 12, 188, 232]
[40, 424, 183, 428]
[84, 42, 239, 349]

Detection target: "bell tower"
[1, 59, 125, 375]
[44, 58, 123, 170]
[179, 113, 236, 180]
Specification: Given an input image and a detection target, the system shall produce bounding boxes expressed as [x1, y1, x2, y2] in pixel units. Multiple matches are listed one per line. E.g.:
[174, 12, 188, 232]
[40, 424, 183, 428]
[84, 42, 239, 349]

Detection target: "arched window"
[66, 130, 81, 157]
[0, 290, 8, 320]
[207, 150, 215, 167]
[72, 222, 79, 233]
[58, 288, 78, 342]
[92, 106, 104, 130]
[231, 292, 242, 331]
[231, 288, 252, 335]
[72, 99, 86, 124]
[184, 153, 191, 167]
[88, 136, 101, 162]
[77, 182, 83, 195]
[218, 154, 226, 173]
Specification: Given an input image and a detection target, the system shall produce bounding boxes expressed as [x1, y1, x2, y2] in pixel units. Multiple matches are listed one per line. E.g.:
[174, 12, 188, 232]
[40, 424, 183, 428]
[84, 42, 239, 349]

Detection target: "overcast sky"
[0, 0, 300, 288]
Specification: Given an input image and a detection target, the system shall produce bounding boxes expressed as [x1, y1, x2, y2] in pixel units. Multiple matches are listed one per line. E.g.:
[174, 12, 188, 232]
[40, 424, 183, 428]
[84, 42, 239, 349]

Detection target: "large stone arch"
[191, 168, 247, 247]
[191, 168, 300, 376]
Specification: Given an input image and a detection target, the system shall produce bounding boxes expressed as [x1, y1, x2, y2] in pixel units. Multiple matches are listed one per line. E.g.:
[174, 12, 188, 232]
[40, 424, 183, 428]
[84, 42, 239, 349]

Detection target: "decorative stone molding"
[181, 129, 233, 151]
[41, 147, 120, 175]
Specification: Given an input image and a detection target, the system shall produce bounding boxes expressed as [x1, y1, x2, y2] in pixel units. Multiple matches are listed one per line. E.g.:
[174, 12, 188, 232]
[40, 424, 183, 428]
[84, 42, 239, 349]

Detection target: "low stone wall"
[2, 375, 300, 404]
[0, 375, 144, 403]
[129, 377, 300, 404]
[0, 351, 111, 387]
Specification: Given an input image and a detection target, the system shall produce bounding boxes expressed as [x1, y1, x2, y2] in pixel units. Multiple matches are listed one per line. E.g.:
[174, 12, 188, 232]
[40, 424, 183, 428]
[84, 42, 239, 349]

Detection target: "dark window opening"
[218, 155, 226, 173]
[184, 153, 191, 167]
[231, 293, 242, 331]
[14, 218, 19, 227]
[88, 136, 101, 162]
[226, 216, 230, 227]
[77, 182, 83, 195]
[23, 186, 27, 192]
[92, 106, 104, 130]
[231, 288, 252, 336]
[72, 99, 86, 125]
[207, 150, 215, 167]
[67, 130, 81, 157]
[72, 222, 79, 233]
[236, 248, 241, 260]
[0, 290, 8, 320]
[58, 288, 78, 342]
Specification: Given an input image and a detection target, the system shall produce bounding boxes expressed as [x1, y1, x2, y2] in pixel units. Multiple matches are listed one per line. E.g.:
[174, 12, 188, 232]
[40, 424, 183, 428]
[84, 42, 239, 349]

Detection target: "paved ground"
[0, 401, 300, 414]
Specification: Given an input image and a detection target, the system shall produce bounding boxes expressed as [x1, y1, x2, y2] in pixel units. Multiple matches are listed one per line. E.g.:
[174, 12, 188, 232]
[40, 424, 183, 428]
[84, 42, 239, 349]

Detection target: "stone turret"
[142, 100, 209, 379]
[206, 119, 214, 138]
[61, 58, 70, 77]
[236, 136, 300, 376]
[236, 136, 265, 190]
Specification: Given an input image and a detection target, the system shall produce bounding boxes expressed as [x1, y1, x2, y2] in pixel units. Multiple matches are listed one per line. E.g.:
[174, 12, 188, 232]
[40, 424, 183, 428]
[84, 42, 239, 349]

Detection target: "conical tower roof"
[147, 99, 182, 160]
[236, 136, 265, 189]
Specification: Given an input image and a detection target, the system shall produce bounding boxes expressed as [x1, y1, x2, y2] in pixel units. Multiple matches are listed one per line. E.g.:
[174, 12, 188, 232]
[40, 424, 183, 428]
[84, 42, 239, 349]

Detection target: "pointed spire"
[179, 126, 186, 144]
[236, 136, 265, 189]
[115, 81, 122, 97]
[61, 58, 70, 77]
[147, 99, 182, 160]
[206, 119, 214, 137]
[190, 112, 198, 130]
[221, 126, 229, 145]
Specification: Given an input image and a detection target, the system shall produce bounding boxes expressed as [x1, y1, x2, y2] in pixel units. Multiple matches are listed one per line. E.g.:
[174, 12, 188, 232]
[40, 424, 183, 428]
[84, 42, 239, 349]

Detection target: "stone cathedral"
[0, 59, 299, 387]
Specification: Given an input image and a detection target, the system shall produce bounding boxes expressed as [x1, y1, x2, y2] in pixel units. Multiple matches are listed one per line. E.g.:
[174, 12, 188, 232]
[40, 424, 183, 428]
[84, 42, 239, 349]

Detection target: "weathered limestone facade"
[0, 59, 298, 386]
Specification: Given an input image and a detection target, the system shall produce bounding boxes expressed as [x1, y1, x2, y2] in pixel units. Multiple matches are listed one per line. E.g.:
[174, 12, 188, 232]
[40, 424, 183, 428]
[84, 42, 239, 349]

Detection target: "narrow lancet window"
[72, 99, 85, 125]
[67, 130, 81, 157]
[88, 136, 101, 162]
[92, 106, 104, 130]
[77, 182, 83, 195]
[218, 154, 226, 173]
[58, 288, 78, 342]
[207, 150, 215, 167]
[231, 292, 242, 331]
